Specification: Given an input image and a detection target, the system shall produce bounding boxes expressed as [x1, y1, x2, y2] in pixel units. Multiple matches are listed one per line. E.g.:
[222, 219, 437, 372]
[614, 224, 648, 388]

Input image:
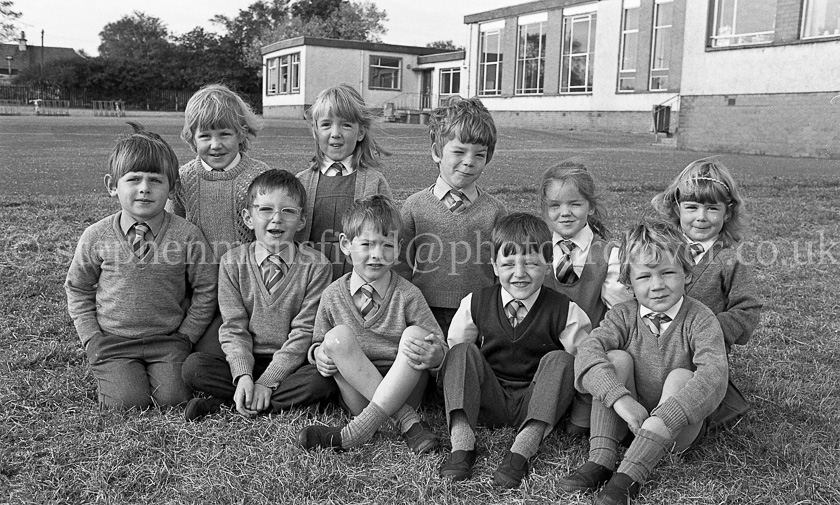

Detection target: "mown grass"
[1, 117, 838, 504]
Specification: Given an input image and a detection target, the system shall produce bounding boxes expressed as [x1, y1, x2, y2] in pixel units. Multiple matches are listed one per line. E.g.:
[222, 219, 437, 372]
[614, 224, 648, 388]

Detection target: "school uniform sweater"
[218, 242, 331, 388]
[575, 297, 728, 435]
[398, 188, 507, 309]
[544, 237, 614, 327]
[471, 285, 570, 382]
[166, 154, 270, 257]
[294, 166, 392, 243]
[65, 212, 218, 347]
[685, 243, 761, 349]
[309, 272, 442, 368]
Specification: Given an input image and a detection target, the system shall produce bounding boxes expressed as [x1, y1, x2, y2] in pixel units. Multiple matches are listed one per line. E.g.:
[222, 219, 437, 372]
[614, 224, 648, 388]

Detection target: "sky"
[11, 0, 523, 55]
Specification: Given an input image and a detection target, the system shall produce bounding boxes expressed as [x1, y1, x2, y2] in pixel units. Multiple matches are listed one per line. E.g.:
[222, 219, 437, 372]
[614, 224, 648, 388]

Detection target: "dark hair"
[540, 158, 610, 239]
[246, 169, 307, 209]
[107, 122, 179, 190]
[341, 195, 403, 241]
[429, 96, 497, 163]
[618, 218, 693, 286]
[306, 84, 388, 170]
[492, 212, 552, 262]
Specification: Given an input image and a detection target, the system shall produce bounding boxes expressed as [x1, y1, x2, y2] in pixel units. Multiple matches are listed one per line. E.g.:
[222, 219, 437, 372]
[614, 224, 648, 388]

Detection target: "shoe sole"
[558, 481, 605, 493]
[409, 437, 439, 454]
[439, 468, 472, 481]
[492, 471, 523, 488]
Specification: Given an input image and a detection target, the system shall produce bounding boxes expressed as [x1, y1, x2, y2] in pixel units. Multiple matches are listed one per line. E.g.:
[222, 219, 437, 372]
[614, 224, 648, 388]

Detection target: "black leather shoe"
[595, 472, 641, 505]
[298, 425, 343, 451]
[558, 461, 614, 493]
[439, 450, 477, 481]
[492, 450, 529, 488]
[402, 421, 439, 454]
[184, 397, 224, 422]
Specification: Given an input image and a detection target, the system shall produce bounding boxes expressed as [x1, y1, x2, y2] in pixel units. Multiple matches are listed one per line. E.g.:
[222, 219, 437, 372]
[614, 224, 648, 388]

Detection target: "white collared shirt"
[119, 210, 165, 242]
[254, 241, 296, 268]
[639, 297, 684, 335]
[319, 155, 356, 176]
[349, 270, 390, 308]
[431, 175, 479, 203]
[687, 236, 718, 263]
[201, 153, 241, 172]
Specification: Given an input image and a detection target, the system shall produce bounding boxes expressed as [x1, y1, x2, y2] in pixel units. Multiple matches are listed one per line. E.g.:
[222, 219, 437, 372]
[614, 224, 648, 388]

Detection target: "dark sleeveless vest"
[543, 237, 613, 328]
[470, 285, 570, 382]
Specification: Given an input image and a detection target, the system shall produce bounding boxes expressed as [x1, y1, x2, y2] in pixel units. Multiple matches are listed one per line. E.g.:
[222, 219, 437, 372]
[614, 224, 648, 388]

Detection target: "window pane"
[370, 56, 401, 89]
[619, 77, 635, 91]
[803, 0, 840, 38]
[561, 14, 595, 93]
[713, 0, 776, 47]
[479, 30, 503, 95]
[621, 30, 637, 70]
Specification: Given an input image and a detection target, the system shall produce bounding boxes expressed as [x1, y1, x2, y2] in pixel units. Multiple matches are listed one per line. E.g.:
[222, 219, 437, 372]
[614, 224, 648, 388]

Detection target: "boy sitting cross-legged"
[439, 213, 592, 488]
[181, 169, 337, 420]
[299, 195, 445, 453]
[558, 219, 728, 505]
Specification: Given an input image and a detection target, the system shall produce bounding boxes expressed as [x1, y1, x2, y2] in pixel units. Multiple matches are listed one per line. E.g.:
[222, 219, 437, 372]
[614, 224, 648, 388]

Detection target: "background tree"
[264, 0, 387, 43]
[426, 40, 464, 51]
[210, 0, 289, 69]
[98, 11, 172, 61]
[1, 0, 21, 42]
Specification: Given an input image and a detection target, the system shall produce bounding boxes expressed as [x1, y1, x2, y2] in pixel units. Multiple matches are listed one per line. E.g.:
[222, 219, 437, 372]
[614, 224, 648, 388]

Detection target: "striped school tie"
[555, 240, 578, 284]
[132, 222, 150, 258]
[359, 283, 378, 319]
[445, 189, 467, 214]
[506, 300, 526, 328]
[326, 162, 345, 176]
[262, 255, 286, 293]
[689, 242, 705, 263]
[644, 312, 672, 336]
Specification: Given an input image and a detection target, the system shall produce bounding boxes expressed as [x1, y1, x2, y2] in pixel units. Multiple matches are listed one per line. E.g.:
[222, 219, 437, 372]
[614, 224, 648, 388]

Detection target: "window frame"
[649, 0, 673, 91]
[515, 14, 547, 95]
[439, 67, 461, 97]
[560, 11, 597, 94]
[801, 0, 840, 39]
[618, 0, 640, 93]
[369, 55, 402, 91]
[478, 24, 504, 96]
[266, 57, 279, 95]
[266, 53, 301, 95]
[710, 0, 776, 48]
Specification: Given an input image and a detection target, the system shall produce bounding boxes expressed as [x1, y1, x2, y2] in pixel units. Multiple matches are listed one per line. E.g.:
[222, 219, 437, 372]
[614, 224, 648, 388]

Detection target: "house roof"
[417, 50, 465, 65]
[464, 0, 595, 24]
[0, 43, 82, 71]
[261, 36, 450, 56]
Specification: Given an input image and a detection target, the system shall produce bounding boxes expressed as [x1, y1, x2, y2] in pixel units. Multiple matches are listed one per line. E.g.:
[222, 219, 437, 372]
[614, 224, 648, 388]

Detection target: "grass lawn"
[1, 115, 838, 504]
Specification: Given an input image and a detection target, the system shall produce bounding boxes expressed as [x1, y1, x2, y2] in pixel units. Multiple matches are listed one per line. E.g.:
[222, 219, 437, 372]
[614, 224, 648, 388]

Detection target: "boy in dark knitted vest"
[397, 97, 506, 337]
[299, 196, 445, 454]
[65, 123, 218, 410]
[559, 220, 728, 505]
[438, 213, 592, 488]
[181, 170, 337, 421]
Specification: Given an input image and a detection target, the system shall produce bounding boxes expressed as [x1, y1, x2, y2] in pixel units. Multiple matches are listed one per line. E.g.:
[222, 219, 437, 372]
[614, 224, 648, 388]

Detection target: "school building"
[261, 0, 840, 158]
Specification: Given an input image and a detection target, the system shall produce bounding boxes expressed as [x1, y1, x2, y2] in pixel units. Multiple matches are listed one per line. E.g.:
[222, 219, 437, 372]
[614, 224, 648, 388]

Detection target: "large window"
[479, 22, 504, 96]
[650, 0, 673, 91]
[515, 13, 547, 94]
[369, 56, 401, 90]
[711, 0, 776, 47]
[618, 0, 640, 92]
[266, 53, 300, 95]
[802, 0, 840, 38]
[561, 10, 597, 93]
[439, 67, 461, 98]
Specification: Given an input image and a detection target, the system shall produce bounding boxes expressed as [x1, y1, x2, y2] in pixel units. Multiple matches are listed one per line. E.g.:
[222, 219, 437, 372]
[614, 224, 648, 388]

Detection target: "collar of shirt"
[500, 285, 541, 313]
[349, 270, 390, 301]
[639, 297, 683, 333]
[692, 236, 718, 263]
[319, 155, 356, 176]
[201, 152, 241, 172]
[254, 241, 296, 267]
[119, 211, 165, 238]
[552, 224, 593, 271]
[432, 175, 479, 203]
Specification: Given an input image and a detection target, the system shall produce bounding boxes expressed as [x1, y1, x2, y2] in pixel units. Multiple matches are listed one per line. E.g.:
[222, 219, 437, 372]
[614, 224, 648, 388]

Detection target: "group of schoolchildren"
[64, 82, 761, 504]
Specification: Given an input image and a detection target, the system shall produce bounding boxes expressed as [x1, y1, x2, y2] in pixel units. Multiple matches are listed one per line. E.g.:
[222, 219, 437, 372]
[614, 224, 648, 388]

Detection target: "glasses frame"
[251, 205, 302, 221]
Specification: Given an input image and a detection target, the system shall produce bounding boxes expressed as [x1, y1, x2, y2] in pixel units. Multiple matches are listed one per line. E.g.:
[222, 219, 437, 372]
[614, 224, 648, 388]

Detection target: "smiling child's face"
[242, 188, 305, 253]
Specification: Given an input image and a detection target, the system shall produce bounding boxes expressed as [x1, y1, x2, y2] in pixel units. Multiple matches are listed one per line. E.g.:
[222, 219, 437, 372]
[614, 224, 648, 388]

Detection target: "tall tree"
[1, 0, 21, 42]
[426, 40, 464, 51]
[265, 0, 387, 43]
[98, 11, 171, 61]
[211, 0, 289, 68]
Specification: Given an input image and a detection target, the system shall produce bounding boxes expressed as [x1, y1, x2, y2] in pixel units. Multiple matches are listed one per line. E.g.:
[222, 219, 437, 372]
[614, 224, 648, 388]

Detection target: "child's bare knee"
[607, 350, 634, 373]
[322, 325, 358, 355]
[402, 325, 431, 341]
[665, 368, 694, 387]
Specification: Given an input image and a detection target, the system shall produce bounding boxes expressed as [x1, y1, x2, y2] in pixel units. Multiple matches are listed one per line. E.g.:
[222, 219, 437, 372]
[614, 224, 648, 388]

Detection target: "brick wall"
[490, 110, 668, 133]
[678, 93, 840, 159]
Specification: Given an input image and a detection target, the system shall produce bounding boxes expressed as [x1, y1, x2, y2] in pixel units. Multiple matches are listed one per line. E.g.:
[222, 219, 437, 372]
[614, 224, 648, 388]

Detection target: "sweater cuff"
[651, 398, 689, 435]
[255, 363, 291, 390]
[587, 372, 632, 409]
[227, 356, 254, 383]
[307, 343, 321, 365]
[76, 319, 102, 347]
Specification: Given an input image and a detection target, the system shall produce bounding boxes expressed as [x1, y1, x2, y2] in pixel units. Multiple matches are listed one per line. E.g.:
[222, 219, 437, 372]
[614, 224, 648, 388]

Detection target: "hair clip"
[691, 176, 730, 193]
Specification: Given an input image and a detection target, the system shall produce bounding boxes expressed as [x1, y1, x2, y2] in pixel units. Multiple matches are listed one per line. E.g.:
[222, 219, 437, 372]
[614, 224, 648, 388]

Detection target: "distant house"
[1, 31, 83, 83]
[262, 1, 840, 158]
[261, 37, 464, 120]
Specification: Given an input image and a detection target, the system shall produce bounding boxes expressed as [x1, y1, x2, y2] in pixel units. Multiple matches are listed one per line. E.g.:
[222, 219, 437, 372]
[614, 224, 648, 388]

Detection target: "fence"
[93, 100, 126, 117]
[0, 99, 24, 115]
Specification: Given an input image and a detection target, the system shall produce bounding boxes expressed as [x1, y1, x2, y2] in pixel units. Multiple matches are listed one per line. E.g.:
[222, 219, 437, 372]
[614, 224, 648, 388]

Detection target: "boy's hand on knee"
[252, 384, 272, 413]
[315, 345, 337, 377]
[234, 375, 259, 416]
[613, 395, 649, 435]
[403, 333, 446, 370]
